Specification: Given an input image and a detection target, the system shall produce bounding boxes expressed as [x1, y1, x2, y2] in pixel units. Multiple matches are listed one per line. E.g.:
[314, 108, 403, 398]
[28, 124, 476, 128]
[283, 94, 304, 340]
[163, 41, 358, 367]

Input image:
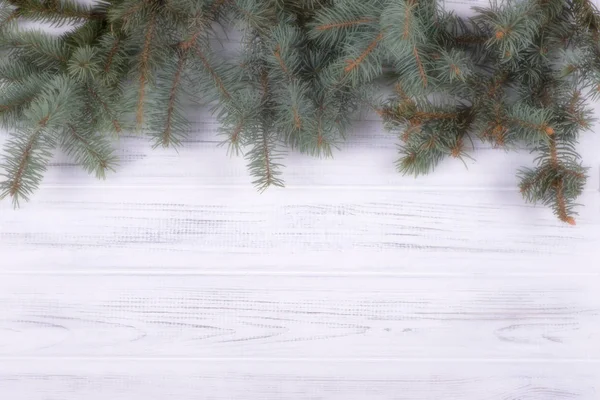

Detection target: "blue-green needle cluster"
[1, 0, 599, 223]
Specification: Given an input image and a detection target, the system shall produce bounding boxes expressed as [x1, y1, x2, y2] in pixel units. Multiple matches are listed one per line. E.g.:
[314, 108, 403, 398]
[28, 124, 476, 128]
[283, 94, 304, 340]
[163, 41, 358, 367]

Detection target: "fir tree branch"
[309, 0, 380, 46]
[344, 31, 383, 74]
[401, 120, 421, 142]
[509, 117, 554, 135]
[273, 44, 290, 78]
[394, 83, 413, 104]
[0, 0, 598, 221]
[64, 122, 116, 178]
[292, 105, 301, 130]
[192, 45, 231, 100]
[402, 1, 414, 40]
[0, 8, 18, 30]
[0, 94, 35, 113]
[2, 29, 70, 67]
[572, 0, 600, 32]
[66, 124, 102, 163]
[246, 126, 284, 191]
[260, 128, 274, 185]
[103, 35, 120, 74]
[548, 134, 576, 225]
[315, 18, 374, 31]
[247, 65, 284, 190]
[112, 0, 147, 28]
[413, 45, 428, 88]
[86, 85, 122, 133]
[146, 0, 231, 147]
[0, 74, 47, 128]
[3, 126, 43, 198]
[2, 75, 82, 205]
[180, 0, 229, 50]
[159, 51, 187, 147]
[229, 119, 244, 149]
[135, 10, 157, 128]
[0, 126, 56, 206]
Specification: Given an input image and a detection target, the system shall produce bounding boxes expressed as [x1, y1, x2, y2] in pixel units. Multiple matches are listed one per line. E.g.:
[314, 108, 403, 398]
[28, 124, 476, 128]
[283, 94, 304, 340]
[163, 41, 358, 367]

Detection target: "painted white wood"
[0, 274, 598, 359]
[1, 188, 598, 272]
[1, 1, 600, 397]
[2, 360, 599, 400]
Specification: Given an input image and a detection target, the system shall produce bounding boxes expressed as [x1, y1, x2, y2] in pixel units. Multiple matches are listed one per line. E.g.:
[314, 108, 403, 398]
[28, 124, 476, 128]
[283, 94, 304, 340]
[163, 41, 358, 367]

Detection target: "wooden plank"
[1, 188, 598, 272]
[2, 121, 599, 189]
[1, 360, 598, 400]
[0, 274, 598, 359]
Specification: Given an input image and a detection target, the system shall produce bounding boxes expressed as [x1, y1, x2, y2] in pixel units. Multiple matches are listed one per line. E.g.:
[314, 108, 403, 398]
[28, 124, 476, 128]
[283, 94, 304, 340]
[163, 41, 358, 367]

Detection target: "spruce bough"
[1, 0, 599, 224]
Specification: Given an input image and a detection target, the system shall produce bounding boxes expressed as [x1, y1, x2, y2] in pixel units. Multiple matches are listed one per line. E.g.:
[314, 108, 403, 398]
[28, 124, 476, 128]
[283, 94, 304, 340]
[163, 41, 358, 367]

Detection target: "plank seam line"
[1, 270, 600, 277]
[1, 357, 599, 363]
[24, 184, 600, 192]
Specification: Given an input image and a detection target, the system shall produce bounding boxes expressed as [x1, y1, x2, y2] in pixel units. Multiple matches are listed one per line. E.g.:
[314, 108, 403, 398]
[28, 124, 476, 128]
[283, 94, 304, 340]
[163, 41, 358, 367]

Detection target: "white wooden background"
[1, 1, 600, 398]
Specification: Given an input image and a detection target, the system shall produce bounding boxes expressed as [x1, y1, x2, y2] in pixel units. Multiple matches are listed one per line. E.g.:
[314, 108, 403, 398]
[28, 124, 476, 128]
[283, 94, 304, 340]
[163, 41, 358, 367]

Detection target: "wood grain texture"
[0, 274, 598, 359]
[1, 361, 598, 399]
[1, 187, 598, 272]
[1, 1, 600, 397]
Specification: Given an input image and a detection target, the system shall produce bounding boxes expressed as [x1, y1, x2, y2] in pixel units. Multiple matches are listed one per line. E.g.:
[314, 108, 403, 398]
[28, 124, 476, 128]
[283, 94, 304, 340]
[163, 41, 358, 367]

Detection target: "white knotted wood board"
[1, 0, 600, 397]
[1, 188, 598, 272]
[0, 274, 598, 359]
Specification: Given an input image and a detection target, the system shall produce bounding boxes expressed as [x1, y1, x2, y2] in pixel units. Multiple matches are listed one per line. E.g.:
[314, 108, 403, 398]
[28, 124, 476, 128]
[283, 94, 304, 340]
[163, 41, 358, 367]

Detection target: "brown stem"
[0, 10, 19, 29]
[317, 114, 324, 148]
[120, 2, 144, 24]
[230, 119, 244, 145]
[403, 4, 412, 39]
[413, 46, 427, 88]
[292, 106, 301, 130]
[192, 46, 231, 100]
[262, 131, 273, 184]
[402, 120, 421, 142]
[66, 124, 109, 170]
[451, 137, 464, 158]
[136, 12, 158, 128]
[12, 39, 67, 64]
[344, 32, 383, 74]
[510, 118, 554, 135]
[549, 136, 575, 225]
[103, 36, 120, 74]
[273, 45, 290, 78]
[568, 90, 581, 114]
[180, 0, 229, 50]
[394, 83, 413, 104]
[162, 52, 187, 146]
[315, 18, 374, 31]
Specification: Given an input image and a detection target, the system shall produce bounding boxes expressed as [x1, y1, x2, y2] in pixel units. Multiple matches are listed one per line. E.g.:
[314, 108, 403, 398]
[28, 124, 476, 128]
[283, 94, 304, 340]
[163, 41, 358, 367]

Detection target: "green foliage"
[3, 0, 104, 27]
[379, 0, 600, 224]
[1, 0, 600, 224]
[0, 0, 119, 204]
[1, 74, 79, 205]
